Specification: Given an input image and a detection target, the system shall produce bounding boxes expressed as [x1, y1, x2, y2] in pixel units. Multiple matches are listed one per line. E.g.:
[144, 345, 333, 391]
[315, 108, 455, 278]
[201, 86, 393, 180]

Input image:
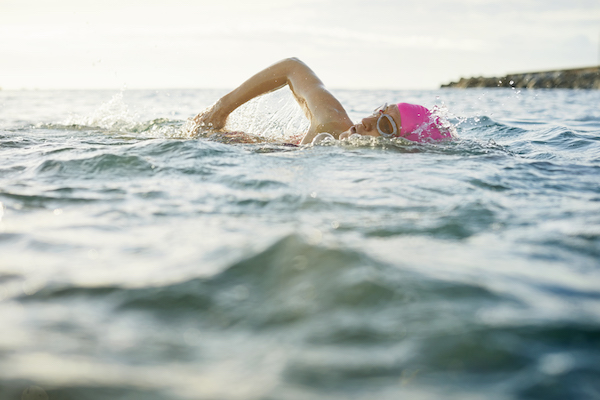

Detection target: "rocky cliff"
[441, 66, 600, 89]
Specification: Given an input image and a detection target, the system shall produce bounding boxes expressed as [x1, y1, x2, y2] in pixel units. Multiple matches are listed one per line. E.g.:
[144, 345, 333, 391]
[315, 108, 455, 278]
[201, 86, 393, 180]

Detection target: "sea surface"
[1, 87, 599, 400]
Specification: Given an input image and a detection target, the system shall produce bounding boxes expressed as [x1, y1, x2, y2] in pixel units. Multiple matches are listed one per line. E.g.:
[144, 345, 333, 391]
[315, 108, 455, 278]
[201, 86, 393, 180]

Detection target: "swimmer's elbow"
[285, 57, 304, 65]
[283, 58, 321, 85]
[283, 57, 311, 73]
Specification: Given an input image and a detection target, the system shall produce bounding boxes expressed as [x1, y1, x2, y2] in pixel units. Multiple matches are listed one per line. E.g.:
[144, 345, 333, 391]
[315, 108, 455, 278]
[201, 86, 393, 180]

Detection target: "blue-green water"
[1, 88, 599, 400]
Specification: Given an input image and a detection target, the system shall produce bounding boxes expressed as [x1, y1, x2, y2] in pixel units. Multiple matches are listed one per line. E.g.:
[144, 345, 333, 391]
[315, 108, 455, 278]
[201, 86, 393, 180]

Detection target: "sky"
[1, 0, 599, 90]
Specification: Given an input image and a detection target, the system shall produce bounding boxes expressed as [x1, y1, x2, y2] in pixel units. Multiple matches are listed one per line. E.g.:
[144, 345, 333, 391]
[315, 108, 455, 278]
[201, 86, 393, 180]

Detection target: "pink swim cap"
[396, 103, 451, 142]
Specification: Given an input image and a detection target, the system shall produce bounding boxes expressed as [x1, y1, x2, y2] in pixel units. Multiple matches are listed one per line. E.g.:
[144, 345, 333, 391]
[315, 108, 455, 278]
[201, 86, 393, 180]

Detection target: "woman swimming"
[193, 58, 452, 145]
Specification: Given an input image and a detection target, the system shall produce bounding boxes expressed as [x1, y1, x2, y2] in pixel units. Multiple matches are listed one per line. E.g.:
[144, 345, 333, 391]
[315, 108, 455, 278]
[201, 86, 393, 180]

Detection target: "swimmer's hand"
[193, 101, 228, 131]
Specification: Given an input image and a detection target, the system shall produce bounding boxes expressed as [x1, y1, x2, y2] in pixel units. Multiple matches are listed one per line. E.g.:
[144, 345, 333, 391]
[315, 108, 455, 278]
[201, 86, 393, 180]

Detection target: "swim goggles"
[373, 103, 398, 138]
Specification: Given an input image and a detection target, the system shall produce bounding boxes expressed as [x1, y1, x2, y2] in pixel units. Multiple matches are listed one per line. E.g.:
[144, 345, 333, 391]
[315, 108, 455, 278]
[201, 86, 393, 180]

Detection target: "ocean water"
[1, 87, 599, 400]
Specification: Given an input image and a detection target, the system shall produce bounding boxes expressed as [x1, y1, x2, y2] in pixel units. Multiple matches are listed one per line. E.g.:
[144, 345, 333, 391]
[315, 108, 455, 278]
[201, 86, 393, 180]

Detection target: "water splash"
[63, 91, 139, 132]
[430, 103, 460, 139]
[59, 92, 195, 139]
[224, 88, 309, 143]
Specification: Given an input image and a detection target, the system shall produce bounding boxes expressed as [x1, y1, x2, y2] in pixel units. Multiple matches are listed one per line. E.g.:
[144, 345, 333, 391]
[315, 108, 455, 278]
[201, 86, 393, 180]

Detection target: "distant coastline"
[441, 66, 600, 89]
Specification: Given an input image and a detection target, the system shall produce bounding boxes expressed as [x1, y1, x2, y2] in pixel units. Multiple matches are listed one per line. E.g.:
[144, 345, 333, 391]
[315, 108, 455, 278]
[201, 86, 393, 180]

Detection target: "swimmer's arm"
[195, 58, 299, 129]
[194, 58, 352, 140]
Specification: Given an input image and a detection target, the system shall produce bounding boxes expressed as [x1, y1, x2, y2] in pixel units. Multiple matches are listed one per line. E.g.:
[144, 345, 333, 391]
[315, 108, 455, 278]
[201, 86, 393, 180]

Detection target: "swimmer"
[194, 58, 452, 145]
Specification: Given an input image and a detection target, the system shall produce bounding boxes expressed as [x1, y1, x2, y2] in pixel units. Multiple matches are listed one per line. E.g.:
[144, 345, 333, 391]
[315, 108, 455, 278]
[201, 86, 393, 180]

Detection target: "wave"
[26, 93, 597, 168]
[36, 153, 155, 178]
[19, 234, 504, 328]
[12, 234, 600, 398]
[42, 118, 192, 140]
[20, 139, 239, 179]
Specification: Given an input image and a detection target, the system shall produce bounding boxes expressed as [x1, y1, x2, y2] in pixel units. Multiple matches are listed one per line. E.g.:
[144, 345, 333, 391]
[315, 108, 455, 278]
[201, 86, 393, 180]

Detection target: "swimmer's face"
[339, 103, 402, 140]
